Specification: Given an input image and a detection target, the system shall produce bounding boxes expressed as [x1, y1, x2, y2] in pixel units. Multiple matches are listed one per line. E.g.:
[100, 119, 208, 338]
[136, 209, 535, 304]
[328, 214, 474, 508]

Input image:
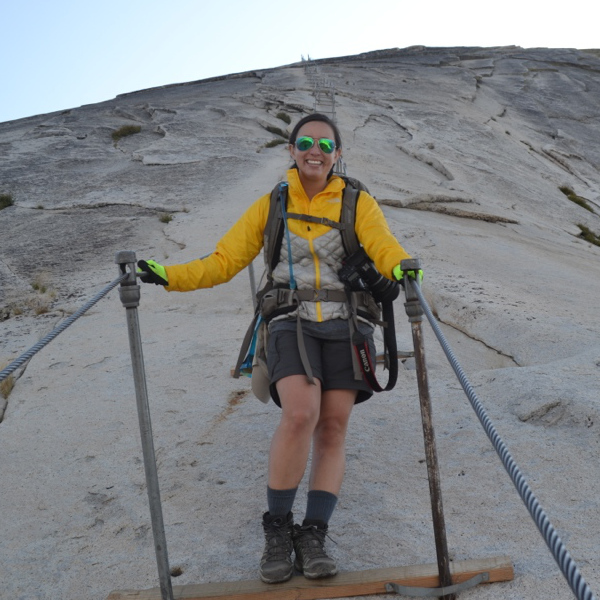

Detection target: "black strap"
[351, 298, 398, 392]
[339, 184, 361, 256]
[285, 212, 347, 230]
[265, 183, 287, 273]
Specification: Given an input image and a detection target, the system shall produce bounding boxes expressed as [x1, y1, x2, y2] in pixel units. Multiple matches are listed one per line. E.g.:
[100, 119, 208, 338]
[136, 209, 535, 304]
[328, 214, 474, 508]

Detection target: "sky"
[2, 0, 598, 123]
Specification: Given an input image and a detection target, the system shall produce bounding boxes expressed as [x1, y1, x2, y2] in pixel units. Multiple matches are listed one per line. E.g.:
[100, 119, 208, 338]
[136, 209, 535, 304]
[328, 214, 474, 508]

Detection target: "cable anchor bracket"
[386, 571, 490, 597]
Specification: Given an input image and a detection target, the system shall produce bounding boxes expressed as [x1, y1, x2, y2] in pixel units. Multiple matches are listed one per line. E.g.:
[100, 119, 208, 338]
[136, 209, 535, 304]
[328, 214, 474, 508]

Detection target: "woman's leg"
[293, 388, 356, 580]
[260, 374, 322, 584]
[268, 374, 322, 490]
[309, 388, 357, 494]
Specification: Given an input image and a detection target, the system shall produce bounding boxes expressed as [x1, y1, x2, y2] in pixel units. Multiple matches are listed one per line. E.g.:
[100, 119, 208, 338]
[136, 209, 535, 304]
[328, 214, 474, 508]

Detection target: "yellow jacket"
[165, 169, 411, 293]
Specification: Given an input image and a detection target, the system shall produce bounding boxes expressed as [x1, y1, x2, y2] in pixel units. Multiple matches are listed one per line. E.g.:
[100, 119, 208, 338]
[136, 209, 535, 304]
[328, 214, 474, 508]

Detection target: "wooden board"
[106, 554, 513, 600]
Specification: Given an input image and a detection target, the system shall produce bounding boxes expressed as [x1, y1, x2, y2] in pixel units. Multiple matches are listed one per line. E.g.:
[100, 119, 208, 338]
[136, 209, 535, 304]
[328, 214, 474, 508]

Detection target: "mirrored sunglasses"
[295, 136, 336, 154]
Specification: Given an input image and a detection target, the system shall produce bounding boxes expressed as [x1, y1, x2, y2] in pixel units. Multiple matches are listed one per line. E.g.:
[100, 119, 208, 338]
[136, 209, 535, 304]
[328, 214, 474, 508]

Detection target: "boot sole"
[294, 559, 338, 579]
[259, 567, 294, 584]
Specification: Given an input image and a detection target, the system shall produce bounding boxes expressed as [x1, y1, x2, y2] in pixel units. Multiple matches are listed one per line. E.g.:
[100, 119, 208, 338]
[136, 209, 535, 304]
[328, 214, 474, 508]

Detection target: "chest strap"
[285, 212, 347, 231]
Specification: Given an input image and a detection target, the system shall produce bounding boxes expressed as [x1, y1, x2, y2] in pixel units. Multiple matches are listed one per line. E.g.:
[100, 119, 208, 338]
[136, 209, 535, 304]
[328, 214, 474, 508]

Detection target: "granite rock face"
[1, 47, 600, 599]
[1, 47, 599, 306]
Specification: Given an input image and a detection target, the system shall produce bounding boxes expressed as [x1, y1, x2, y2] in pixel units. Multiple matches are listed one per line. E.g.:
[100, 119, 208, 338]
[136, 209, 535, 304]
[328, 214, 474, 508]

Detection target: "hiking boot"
[259, 511, 294, 584]
[293, 519, 338, 579]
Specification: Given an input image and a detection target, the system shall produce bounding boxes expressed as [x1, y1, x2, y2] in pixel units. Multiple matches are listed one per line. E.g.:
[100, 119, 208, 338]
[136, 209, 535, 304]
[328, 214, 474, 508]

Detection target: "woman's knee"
[313, 415, 349, 449]
[277, 376, 320, 434]
[280, 404, 319, 434]
[313, 389, 356, 447]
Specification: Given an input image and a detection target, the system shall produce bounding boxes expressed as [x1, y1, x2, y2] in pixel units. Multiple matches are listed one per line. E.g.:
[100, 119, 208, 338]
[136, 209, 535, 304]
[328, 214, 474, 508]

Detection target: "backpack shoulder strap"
[264, 182, 287, 275]
[263, 176, 368, 273]
[340, 176, 368, 256]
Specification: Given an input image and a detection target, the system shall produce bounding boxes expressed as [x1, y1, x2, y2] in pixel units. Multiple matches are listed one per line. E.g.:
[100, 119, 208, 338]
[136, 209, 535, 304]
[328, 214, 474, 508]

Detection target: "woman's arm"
[164, 194, 270, 292]
[354, 192, 412, 279]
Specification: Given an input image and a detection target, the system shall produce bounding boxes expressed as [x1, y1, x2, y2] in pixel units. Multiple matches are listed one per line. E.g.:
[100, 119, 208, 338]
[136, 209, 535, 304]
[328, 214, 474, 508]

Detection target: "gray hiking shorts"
[266, 318, 375, 407]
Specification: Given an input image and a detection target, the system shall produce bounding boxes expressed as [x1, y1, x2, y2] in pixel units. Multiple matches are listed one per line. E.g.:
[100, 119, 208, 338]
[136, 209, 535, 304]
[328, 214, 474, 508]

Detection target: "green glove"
[137, 259, 168, 286]
[393, 264, 423, 284]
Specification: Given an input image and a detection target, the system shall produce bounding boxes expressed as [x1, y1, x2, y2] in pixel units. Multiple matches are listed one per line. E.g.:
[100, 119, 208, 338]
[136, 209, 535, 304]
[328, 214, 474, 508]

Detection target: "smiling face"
[289, 120, 342, 192]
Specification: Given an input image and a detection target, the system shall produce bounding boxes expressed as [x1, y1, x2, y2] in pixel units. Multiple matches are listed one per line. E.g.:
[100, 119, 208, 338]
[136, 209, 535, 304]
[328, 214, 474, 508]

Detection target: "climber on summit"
[137, 113, 421, 584]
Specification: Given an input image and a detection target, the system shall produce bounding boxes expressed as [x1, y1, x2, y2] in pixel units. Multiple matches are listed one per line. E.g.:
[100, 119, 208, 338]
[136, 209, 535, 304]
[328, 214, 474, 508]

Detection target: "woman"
[138, 113, 418, 584]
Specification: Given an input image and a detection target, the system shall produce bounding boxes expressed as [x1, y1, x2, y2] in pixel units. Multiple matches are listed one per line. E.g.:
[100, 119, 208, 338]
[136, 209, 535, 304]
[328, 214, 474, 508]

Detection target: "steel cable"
[408, 280, 597, 600]
[0, 273, 127, 383]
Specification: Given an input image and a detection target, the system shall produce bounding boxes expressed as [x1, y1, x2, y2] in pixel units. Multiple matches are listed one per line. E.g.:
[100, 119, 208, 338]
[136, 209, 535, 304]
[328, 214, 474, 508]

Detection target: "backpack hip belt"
[259, 287, 376, 320]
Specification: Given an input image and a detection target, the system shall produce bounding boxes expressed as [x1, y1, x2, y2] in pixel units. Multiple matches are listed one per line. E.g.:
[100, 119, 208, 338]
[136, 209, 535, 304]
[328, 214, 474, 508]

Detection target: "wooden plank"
[106, 555, 513, 600]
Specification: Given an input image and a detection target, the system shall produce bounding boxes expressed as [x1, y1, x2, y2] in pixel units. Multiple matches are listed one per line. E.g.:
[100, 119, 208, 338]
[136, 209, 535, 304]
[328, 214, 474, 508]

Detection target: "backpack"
[233, 177, 398, 401]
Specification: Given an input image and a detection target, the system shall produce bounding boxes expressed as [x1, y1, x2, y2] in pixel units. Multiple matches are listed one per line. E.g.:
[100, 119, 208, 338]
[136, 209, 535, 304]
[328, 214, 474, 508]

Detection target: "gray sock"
[304, 490, 338, 525]
[267, 486, 298, 517]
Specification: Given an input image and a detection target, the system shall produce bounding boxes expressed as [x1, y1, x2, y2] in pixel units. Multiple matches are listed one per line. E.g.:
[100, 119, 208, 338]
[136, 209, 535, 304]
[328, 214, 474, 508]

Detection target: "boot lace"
[295, 524, 336, 559]
[263, 520, 293, 560]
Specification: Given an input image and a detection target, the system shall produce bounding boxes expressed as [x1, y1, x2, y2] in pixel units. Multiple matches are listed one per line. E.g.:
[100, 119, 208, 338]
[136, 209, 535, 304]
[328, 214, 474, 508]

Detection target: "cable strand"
[0, 273, 127, 383]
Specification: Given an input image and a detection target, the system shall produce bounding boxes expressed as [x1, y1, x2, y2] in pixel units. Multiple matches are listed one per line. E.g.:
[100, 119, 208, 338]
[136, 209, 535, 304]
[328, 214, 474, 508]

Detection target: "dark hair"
[289, 113, 342, 149]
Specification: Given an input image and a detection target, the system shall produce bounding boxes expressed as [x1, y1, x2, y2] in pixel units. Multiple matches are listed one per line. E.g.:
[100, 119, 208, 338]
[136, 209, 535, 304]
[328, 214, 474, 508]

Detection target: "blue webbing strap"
[278, 183, 297, 290]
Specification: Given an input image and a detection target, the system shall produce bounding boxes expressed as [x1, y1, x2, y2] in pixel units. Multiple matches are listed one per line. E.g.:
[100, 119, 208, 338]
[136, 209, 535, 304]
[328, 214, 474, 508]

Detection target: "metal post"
[402, 258, 455, 600]
[115, 250, 173, 600]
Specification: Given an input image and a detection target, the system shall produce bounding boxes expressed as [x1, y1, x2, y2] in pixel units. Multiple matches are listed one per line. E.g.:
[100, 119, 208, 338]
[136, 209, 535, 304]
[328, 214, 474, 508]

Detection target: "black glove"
[393, 264, 423, 284]
[137, 260, 168, 286]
